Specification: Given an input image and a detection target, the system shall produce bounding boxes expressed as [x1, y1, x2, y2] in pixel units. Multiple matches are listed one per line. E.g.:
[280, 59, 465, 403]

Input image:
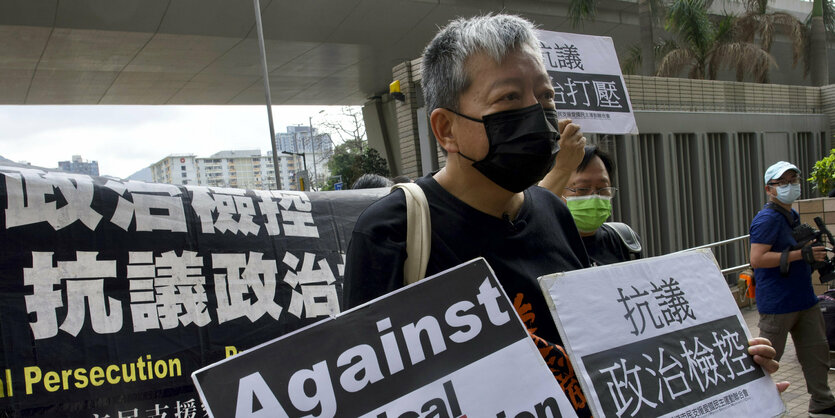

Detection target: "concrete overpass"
[1, 0, 816, 106]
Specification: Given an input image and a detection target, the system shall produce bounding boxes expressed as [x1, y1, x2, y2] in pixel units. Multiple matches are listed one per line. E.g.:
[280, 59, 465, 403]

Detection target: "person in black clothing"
[344, 13, 783, 415]
[563, 145, 642, 265]
[344, 13, 594, 415]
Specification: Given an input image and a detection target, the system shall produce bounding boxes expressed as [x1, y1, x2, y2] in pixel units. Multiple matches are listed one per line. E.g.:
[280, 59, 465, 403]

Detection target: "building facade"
[149, 151, 298, 190]
[149, 154, 198, 185]
[275, 125, 333, 189]
[58, 155, 99, 176]
[195, 150, 277, 190]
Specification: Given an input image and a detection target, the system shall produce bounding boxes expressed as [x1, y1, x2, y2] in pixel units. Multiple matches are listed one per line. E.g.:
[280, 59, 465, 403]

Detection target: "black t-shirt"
[344, 174, 593, 416]
[582, 223, 643, 266]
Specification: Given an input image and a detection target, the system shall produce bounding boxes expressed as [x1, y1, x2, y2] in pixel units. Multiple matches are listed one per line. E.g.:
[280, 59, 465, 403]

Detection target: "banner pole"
[253, 0, 281, 190]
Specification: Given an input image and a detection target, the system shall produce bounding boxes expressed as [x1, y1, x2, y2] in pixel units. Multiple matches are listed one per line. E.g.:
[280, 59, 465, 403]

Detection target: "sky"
[0, 105, 357, 179]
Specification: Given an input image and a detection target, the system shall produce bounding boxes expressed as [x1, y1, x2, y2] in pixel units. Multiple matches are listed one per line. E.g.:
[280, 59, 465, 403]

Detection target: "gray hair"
[421, 14, 542, 113]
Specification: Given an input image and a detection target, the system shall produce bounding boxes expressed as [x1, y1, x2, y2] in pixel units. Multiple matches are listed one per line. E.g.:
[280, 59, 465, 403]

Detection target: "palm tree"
[808, 0, 831, 85]
[568, 0, 663, 76]
[734, 0, 807, 82]
[639, 0, 658, 75]
[656, 0, 776, 80]
[621, 40, 678, 74]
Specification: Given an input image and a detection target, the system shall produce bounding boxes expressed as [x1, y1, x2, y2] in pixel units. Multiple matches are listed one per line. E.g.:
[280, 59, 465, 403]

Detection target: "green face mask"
[565, 195, 612, 233]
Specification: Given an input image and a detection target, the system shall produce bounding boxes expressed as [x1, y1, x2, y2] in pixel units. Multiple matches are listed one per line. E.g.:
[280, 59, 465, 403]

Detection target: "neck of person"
[433, 164, 525, 220]
[579, 229, 597, 238]
[769, 195, 793, 212]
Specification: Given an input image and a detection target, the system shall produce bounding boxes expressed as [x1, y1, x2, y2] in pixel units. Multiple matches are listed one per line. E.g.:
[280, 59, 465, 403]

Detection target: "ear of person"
[430, 108, 458, 153]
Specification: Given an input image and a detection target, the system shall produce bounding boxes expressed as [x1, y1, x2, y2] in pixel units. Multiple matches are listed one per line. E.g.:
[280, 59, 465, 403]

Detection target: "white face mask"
[775, 183, 801, 204]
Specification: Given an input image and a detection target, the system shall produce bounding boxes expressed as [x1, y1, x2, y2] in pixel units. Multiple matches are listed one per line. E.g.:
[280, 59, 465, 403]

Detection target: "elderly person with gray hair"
[344, 14, 781, 415]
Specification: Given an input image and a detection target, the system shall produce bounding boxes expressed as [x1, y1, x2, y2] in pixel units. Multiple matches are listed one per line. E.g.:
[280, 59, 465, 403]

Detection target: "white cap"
[764, 161, 799, 184]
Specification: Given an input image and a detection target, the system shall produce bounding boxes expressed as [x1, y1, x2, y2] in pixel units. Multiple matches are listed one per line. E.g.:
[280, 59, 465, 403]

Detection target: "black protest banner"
[193, 258, 577, 418]
[0, 165, 387, 417]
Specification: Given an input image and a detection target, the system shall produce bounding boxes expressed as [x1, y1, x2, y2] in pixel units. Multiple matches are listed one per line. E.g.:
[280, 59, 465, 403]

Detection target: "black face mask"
[447, 103, 560, 193]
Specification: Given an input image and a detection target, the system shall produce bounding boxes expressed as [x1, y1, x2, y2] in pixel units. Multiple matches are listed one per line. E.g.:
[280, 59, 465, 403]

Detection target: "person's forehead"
[465, 49, 548, 84]
[778, 170, 799, 179]
[571, 162, 610, 184]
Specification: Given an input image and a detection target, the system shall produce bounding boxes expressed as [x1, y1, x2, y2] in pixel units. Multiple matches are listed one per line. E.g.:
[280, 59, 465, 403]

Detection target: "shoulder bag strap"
[392, 183, 431, 285]
[603, 222, 642, 254]
[766, 202, 799, 227]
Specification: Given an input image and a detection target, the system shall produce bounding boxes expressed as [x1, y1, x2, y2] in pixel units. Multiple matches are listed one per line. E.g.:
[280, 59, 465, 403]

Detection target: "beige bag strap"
[392, 182, 431, 285]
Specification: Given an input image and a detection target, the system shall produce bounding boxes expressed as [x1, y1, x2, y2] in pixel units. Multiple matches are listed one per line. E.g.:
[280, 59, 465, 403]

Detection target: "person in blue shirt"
[750, 161, 835, 418]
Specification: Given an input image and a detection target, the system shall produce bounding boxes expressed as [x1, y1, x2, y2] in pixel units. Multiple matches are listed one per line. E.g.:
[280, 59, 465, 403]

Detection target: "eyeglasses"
[564, 186, 618, 198]
[767, 178, 801, 187]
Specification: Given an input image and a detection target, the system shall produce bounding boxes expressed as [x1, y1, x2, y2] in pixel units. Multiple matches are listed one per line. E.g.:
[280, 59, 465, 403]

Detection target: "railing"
[680, 234, 751, 275]
[624, 75, 822, 114]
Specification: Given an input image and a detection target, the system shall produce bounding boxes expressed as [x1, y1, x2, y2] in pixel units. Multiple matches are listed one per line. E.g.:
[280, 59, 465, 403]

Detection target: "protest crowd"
[2, 10, 835, 418]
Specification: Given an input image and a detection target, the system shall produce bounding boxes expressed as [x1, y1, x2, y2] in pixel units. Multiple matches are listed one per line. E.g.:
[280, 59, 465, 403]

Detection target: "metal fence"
[591, 130, 828, 284]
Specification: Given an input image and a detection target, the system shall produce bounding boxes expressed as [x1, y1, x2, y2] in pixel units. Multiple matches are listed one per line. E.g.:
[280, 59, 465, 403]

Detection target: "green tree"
[621, 39, 678, 75]
[317, 106, 390, 190]
[323, 144, 389, 190]
[568, 0, 664, 75]
[316, 106, 390, 190]
[808, 149, 835, 195]
[656, 0, 776, 80]
[734, 0, 807, 83]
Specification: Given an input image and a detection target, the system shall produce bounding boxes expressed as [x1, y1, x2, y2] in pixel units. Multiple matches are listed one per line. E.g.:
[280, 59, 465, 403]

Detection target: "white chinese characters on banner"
[106, 179, 187, 232]
[25, 251, 120, 339]
[537, 30, 639, 135]
[23, 250, 343, 339]
[1, 166, 321, 238]
[188, 187, 318, 237]
[6, 168, 102, 230]
[539, 249, 783, 418]
[212, 252, 282, 324]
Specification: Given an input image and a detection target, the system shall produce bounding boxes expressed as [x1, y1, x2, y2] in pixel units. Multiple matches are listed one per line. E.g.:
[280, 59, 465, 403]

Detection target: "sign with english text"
[193, 258, 578, 418]
[537, 30, 639, 135]
[0, 164, 387, 417]
[540, 250, 783, 418]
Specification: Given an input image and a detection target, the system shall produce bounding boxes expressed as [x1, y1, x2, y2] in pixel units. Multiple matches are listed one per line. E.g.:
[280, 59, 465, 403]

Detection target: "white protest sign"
[537, 30, 639, 135]
[540, 249, 783, 418]
[193, 258, 578, 417]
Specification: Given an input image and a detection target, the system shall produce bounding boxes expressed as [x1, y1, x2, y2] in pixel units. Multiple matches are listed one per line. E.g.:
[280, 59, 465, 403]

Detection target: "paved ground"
[740, 305, 835, 417]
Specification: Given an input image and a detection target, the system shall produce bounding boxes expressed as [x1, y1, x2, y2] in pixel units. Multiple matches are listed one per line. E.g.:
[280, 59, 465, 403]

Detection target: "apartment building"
[149, 150, 296, 190]
[150, 154, 198, 186]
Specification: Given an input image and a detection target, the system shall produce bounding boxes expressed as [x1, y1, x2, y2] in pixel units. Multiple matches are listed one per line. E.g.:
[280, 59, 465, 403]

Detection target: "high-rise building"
[274, 125, 333, 188]
[150, 154, 199, 185]
[195, 150, 279, 190]
[58, 155, 99, 176]
[148, 150, 297, 191]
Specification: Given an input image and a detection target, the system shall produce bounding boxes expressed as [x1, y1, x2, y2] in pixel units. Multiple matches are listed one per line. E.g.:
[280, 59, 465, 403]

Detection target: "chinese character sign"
[0, 165, 387, 417]
[193, 258, 578, 418]
[539, 250, 783, 417]
[537, 30, 639, 135]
